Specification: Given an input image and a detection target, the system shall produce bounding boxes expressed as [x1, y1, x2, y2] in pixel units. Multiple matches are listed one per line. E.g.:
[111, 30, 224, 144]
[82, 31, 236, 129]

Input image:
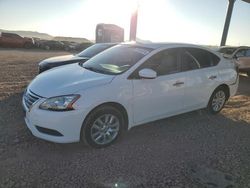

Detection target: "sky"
[0, 0, 250, 46]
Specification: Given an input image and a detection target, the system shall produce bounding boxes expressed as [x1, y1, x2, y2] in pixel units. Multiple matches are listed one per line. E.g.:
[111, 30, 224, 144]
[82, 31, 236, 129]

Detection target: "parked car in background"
[218, 46, 250, 76]
[0, 32, 34, 48]
[38, 43, 117, 73]
[75, 42, 93, 51]
[61, 41, 79, 51]
[23, 42, 239, 148]
[39, 40, 66, 50]
[32, 37, 43, 48]
[218, 46, 237, 55]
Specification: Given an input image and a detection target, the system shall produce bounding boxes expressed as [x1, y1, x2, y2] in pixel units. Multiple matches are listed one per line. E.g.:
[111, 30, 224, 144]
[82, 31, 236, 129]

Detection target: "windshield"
[82, 45, 152, 75]
[77, 44, 115, 58]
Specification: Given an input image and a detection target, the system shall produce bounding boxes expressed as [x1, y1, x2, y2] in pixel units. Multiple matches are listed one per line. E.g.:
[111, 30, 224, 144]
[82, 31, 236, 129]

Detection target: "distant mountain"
[0, 29, 92, 43]
[0, 29, 53, 40]
[53, 36, 91, 43]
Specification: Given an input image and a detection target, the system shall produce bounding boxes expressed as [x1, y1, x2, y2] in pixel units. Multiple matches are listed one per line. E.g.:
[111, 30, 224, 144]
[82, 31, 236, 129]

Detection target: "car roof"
[121, 41, 211, 51]
[94, 42, 118, 46]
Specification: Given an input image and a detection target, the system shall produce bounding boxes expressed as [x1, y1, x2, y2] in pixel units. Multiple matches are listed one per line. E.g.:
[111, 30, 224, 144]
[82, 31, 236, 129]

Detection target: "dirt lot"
[0, 48, 250, 188]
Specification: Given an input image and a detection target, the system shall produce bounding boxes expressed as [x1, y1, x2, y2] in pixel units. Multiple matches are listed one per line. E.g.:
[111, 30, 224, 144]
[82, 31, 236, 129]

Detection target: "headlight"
[39, 94, 80, 111]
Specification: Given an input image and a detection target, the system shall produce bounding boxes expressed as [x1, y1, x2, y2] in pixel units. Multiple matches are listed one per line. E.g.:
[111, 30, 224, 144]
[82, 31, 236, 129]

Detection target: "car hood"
[28, 63, 115, 97]
[40, 55, 87, 64]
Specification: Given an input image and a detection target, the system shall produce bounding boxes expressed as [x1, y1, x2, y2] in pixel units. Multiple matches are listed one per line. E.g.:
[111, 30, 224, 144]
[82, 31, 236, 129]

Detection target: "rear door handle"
[173, 81, 184, 86]
[209, 75, 217, 80]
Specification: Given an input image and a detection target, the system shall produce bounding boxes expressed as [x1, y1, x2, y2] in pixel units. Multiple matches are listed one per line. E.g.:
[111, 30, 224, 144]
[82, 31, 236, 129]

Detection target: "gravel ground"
[0, 49, 250, 188]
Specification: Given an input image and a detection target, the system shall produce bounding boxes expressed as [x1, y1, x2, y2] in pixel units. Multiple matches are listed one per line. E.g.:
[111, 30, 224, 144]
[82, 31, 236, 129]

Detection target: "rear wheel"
[81, 106, 125, 148]
[207, 87, 227, 114]
[24, 42, 32, 49]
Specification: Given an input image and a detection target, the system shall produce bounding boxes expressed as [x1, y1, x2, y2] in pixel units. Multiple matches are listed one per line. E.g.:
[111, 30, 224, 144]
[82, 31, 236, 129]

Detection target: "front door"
[131, 48, 186, 124]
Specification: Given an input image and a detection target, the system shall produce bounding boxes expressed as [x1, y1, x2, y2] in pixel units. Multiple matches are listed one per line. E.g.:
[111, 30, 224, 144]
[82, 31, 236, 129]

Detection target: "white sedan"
[23, 42, 239, 148]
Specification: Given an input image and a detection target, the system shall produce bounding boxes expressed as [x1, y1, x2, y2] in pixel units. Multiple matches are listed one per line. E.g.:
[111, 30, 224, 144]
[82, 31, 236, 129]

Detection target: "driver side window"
[136, 49, 180, 77]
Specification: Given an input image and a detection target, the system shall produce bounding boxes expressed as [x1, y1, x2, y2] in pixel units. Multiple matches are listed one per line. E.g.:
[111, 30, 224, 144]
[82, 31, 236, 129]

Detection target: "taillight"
[233, 60, 239, 76]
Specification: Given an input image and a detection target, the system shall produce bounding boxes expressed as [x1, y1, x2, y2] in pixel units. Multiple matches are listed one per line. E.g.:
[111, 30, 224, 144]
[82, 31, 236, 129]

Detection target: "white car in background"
[218, 46, 250, 76]
[23, 42, 239, 148]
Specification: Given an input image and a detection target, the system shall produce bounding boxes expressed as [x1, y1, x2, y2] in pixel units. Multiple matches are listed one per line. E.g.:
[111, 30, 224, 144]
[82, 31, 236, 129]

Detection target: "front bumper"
[22, 96, 86, 143]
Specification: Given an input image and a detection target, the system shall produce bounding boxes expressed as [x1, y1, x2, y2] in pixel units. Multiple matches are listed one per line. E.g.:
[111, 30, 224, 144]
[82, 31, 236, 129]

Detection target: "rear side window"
[185, 48, 220, 68]
[2, 33, 12, 37]
[2, 33, 21, 38]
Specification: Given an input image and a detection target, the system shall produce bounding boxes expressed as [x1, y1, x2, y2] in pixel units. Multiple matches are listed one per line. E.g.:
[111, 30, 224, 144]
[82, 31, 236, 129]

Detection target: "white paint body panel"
[29, 63, 115, 97]
[23, 43, 239, 143]
[132, 72, 186, 124]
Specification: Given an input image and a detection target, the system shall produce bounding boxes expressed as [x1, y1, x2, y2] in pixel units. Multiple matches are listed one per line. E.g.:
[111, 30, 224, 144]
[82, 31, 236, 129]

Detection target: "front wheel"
[81, 106, 125, 148]
[207, 87, 227, 114]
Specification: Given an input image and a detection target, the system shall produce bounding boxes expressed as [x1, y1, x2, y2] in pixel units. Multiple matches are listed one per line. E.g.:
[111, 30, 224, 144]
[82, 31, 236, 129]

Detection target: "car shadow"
[0, 76, 250, 187]
[0, 76, 250, 151]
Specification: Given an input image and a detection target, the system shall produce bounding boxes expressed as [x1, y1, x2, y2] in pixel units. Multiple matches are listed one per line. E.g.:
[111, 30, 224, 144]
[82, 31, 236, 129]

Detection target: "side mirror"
[138, 68, 157, 79]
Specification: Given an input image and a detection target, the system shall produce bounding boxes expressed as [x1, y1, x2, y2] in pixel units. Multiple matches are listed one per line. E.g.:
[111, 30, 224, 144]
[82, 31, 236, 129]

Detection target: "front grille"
[23, 90, 41, 109]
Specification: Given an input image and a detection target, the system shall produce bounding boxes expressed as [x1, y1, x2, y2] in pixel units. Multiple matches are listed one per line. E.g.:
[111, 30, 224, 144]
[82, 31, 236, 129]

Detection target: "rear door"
[180, 48, 221, 110]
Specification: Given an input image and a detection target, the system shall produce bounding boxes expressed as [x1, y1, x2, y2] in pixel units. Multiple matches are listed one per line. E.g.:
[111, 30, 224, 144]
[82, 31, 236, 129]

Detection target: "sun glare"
[39, 0, 216, 44]
[39, 0, 138, 39]
[137, 0, 181, 42]
[136, 0, 220, 44]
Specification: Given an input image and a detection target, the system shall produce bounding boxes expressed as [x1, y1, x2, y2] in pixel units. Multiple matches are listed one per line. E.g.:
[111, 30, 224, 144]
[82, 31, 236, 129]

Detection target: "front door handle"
[209, 75, 217, 80]
[173, 81, 184, 86]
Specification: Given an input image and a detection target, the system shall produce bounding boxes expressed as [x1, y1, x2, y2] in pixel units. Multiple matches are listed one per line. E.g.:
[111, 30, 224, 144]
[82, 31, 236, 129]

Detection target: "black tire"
[24, 42, 32, 49]
[44, 46, 50, 50]
[207, 87, 228, 114]
[81, 106, 125, 148]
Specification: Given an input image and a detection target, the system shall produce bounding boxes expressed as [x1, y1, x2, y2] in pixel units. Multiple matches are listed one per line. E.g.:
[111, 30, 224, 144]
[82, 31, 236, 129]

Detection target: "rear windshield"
[218, 47, 237, 55]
